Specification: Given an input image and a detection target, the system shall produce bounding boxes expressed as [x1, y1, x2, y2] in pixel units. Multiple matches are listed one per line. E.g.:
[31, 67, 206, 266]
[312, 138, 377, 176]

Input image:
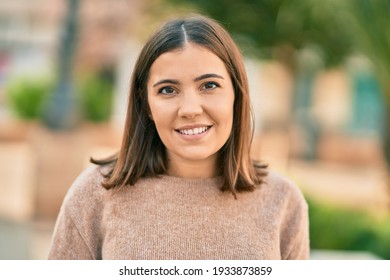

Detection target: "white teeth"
[179, 126, 209, 135]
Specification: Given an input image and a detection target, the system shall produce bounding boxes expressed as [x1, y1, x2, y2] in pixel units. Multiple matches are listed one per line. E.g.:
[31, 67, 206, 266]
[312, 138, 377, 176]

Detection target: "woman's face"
[147, 43, 235, 177]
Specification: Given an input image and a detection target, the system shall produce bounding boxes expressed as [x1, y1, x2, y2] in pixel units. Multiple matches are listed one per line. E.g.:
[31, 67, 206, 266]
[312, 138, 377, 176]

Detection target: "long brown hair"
[92, 14, 267, 195]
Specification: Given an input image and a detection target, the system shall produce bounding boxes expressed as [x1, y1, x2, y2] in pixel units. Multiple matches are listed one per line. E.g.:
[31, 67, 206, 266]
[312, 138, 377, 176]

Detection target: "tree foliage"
[164, 0, 354, 67]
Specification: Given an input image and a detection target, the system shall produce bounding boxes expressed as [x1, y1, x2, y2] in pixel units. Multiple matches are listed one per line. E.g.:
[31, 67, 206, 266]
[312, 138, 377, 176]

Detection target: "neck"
[167, 154, 218, 179]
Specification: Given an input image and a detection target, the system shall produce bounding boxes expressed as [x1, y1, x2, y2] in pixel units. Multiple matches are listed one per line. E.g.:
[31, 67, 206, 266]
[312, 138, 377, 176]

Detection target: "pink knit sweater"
[48, 165, 309, 259]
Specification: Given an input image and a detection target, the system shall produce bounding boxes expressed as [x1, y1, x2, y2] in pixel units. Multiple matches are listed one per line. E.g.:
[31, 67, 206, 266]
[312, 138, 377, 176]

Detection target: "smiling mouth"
[176, 126, 212, 135]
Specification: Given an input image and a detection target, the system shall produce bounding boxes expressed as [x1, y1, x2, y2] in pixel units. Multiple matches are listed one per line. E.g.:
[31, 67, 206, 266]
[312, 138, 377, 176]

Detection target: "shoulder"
[260, 170, 308, 210]
[60, 164, 108, 218]
[65, 164, 107, 197]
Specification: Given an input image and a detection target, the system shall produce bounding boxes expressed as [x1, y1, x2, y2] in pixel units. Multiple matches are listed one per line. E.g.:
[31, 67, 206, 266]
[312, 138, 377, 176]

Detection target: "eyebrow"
[152, 79, 179, 87]
[194, 73, 224, 82]
[152, 73, 224, 87]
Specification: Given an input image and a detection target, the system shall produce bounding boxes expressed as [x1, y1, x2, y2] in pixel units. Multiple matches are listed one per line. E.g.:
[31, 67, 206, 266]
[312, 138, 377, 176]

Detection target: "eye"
[201, 81, 219, 91]
[158, 86, 177, 95]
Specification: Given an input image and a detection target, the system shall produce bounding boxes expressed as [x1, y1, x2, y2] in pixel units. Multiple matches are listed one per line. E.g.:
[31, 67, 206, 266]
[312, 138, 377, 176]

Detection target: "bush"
[307, 196, 390, 259]
[78, 72, 114, 123]
[5, 77, 52, 120]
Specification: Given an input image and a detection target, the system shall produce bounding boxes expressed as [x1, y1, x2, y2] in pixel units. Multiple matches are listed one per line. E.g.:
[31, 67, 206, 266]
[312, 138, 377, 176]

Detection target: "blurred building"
[291, 50, 385, 167]
[0, 0, 144, 116]
[0, 0, 145, 221]
[249, 48, 387, 211]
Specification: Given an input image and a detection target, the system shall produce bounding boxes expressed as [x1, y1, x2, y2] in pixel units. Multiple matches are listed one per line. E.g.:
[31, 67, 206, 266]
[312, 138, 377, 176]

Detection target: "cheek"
[218, 97, 235, 136]
[210, 95, 234, 123]
[150, 102, 172, 118]
[148, 95, 161, 120]
[148, 99, 174, 138]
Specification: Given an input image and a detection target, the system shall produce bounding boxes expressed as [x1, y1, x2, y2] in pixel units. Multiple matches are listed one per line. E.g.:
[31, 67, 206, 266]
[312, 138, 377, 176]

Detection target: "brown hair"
[92, 14, 267, 195]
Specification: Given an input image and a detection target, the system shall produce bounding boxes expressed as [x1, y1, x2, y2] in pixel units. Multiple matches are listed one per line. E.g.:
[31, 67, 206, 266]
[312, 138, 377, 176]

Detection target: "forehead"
[149, 43, 229, 80]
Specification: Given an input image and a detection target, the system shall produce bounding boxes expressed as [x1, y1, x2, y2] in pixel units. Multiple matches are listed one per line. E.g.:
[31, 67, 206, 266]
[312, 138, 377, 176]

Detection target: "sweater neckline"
[156, 174, 223, 187]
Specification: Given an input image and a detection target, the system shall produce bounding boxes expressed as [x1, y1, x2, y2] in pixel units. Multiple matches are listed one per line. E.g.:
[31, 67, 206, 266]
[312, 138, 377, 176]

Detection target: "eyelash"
[201, 81, 220, 91]
[158, 86, 177, 95]
[157, 81, 220, 95]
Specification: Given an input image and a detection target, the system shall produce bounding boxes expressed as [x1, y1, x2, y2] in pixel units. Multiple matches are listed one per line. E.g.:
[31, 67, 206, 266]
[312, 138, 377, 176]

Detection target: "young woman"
[48, 14, 309, 260]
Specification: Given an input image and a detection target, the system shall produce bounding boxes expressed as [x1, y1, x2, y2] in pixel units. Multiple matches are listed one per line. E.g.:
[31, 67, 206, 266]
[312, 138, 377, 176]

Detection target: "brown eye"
[158, 86, 176, 95]
[201, 82, 219, 91]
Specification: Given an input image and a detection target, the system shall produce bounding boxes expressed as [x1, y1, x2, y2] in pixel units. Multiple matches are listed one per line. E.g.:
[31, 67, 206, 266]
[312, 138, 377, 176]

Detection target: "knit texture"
[48, 165, 310, 260]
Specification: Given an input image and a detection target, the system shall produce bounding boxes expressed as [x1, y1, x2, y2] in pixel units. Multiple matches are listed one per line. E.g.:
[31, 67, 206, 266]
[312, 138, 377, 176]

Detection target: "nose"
[177, 90, 203, 119]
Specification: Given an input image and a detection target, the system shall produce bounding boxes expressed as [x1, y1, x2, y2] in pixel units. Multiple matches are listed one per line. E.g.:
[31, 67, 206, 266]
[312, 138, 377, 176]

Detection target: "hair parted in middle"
[92, 14, 267, 196]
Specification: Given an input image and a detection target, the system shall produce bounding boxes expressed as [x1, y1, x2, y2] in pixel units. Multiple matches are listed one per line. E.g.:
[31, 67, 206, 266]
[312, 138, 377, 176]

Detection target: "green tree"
[160, 0, 353, 67]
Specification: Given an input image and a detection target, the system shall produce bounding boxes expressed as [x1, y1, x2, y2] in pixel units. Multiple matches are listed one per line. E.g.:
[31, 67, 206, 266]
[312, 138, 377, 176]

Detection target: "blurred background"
[0, 0, 389, 259]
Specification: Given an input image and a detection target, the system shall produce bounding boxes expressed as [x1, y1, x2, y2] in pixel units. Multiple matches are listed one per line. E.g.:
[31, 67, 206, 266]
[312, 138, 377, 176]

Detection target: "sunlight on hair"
[181, 23, 189, 43]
